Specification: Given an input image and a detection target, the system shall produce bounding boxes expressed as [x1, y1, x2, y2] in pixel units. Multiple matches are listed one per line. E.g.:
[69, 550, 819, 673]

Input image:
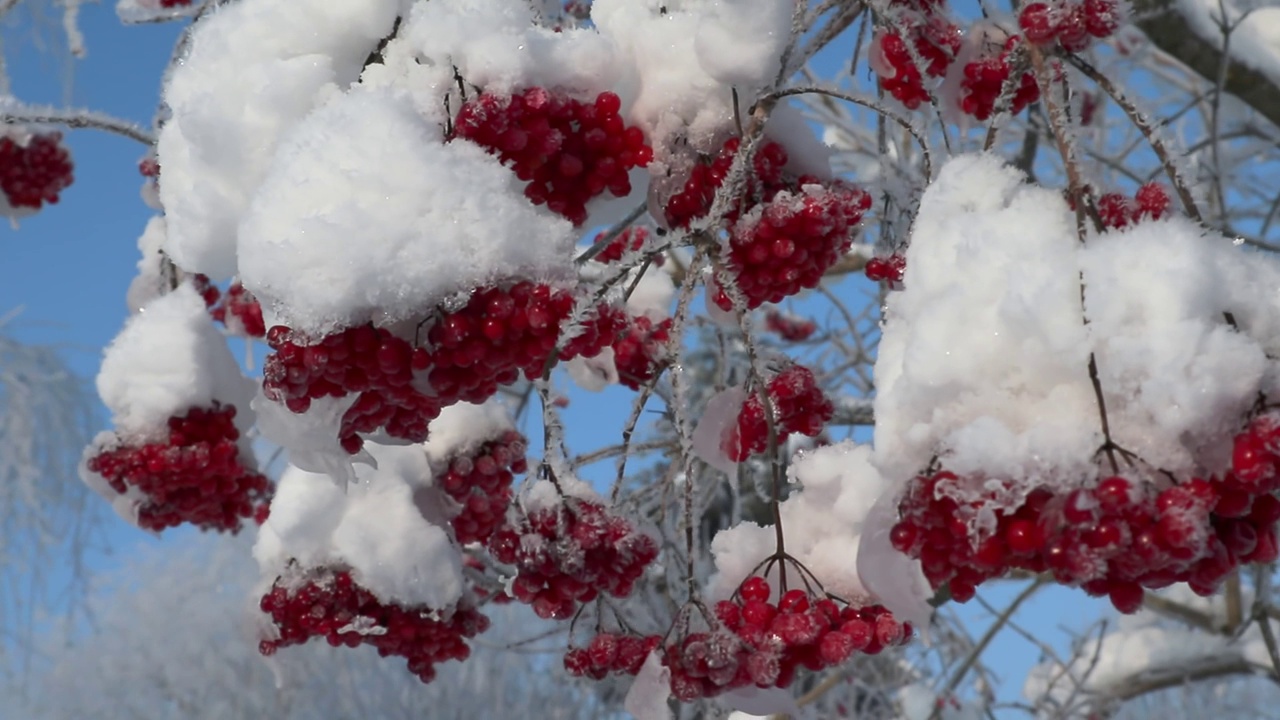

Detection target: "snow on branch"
[0, 100, 154, 146]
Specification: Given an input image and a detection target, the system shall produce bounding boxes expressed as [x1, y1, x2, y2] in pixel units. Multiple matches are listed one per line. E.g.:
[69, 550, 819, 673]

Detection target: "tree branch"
[1131, 0, 1280, 129]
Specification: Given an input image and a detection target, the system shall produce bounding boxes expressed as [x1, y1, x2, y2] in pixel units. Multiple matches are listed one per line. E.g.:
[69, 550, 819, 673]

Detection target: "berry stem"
[1064, 53, 1203, 223]
[574, 202, 648, 265]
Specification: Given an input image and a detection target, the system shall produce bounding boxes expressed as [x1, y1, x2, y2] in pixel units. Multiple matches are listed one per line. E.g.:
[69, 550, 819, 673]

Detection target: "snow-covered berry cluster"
[1019, 0, 1123, 53]
[439, 429, 529, 545]
[764, 310, 817, 342]
[211, 282, 266, 338]
[722, 365, 834, 462]
[258, 566, 489, 684]
[1096, 183, 1172, 229]
[864, 254, 906, 283]
[662, 577, 911, 700]
[564, 632, 664, 679]
[453, 88, 652, 226]
[263, 283, 622, 454]
[892, 413, 1280, 612]
[0, 131, 74, 211]
[487, 498, 658, 620]
[611, 315, 673, 390]
[85, 403, 271, 533]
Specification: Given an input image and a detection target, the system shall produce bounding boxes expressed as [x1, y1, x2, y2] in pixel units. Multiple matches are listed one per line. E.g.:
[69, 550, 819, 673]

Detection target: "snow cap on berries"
[403, 0, 620, 95]
[237, 87, 578, 335]
[255, 442, 465, 610]
[157, 0, 401, 280]
[875, 153, 1280, 513]
[423, 401, 517, 471]
[96, 283, 255, 440]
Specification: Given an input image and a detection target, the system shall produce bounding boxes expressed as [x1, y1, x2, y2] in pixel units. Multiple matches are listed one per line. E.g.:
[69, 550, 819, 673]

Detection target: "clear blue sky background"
[0, 5, 1107, 715]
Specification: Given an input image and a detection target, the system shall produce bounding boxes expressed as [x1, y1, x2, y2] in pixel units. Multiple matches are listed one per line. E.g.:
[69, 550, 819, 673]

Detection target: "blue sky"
[0, 5, 1111, 714]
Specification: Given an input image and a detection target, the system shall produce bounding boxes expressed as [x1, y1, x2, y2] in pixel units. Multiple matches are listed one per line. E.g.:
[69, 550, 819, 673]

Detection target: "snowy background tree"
[4, 0, 1280, 717]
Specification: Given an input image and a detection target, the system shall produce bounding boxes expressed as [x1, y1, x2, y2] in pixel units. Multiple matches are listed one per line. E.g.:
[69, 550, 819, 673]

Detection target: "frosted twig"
[758, 85, 933, 181]
[1066, 53, 1203, 223]
[927, 578, 1045, 720]
[1, 104, 154, 145]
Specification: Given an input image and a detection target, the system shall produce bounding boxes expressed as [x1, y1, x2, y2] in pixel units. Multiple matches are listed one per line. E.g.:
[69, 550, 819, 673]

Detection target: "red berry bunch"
[439, 429, 529, 545]
[416, 282, 624, 404]
[263, 282, 622, 454]
[85, 403, 271, 533]
[1019, 0, 1122, 53]
[865, 254, 906, 283]
[264, 324, 443, 454]
[713, 182, 873, 311]
[871, 18, 962, 109]
[159, 0, 194, 7]
[611, 315, 673, 390]
[0, 131, 74, 210]
[662, 137, 791, 230]
[1096, 183, 1172, 229]
[722, 365, 834, 462]
[564, 632, 663, 679]
[892, 414, 1280, 613]
[593, 226, 650, 264]
[487, 498, 658, 620]
[661, 577, 912, 700]
[211, 282, 266, 338]
[453, 88, 652, 226]
[957, 38, 1040, 121]
[258, 566, 490, 684]
[764, 311, 817, 342]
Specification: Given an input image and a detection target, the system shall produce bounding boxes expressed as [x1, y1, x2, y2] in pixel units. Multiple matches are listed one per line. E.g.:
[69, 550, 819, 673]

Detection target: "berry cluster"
[611, 315, 673, 390]
[439, 430, 529, 545]
[1019, 0, 1122, 53]
[593, 226, 651, 264]
[453, 88, 652, 226]
[891, 413, 1280, 612]
[1096, 183, 1172, 229]
[211, 282, 266, 338]
[418, 283, 622, 404]
[0, 132, 74, 210]
[871, 18, 962, 109]
[662, 138, 791, 230]
[263, 282, 621, 454]
[764, 310, 817, 342]
[189, 273, 222, 309]
[159, 0, 194, 7]
[956, 39, 1040, 121]
[722, 365, 834, 462]
[264, 324, 442, 454]
[258, 567, 490, 684]
[662, 577, 912, 700]
[487, 498, 658, 620]
[85, 403, 271, 533]
[714, 182, 873, 311]
[864, 254, 906, 283]
[564, 632, 663, 679]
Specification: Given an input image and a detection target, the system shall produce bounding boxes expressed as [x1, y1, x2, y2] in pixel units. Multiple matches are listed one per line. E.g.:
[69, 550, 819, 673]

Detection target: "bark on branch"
[1132, 0, 1280, 129]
